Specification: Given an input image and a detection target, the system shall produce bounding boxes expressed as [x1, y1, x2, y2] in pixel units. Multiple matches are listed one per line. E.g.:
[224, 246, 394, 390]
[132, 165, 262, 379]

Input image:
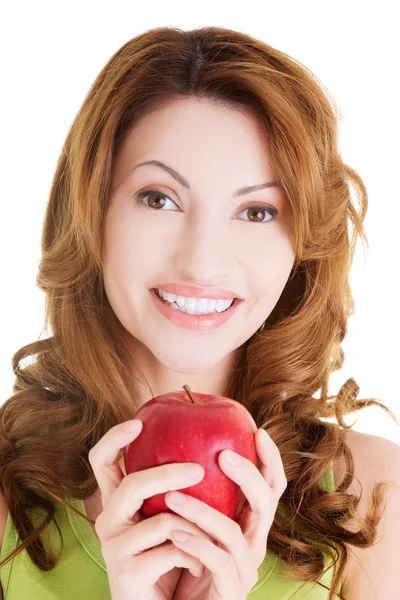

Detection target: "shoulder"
[334, 428, 400, 598]
[337, 428, 400, 482]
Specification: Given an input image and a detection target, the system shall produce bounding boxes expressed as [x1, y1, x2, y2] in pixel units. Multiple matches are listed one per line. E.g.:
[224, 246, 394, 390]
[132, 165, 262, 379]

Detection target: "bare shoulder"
[0, 487, 9, 550]
[341, 428, 399, 468]
[334, 428, 400, 598]
[333, 428, 400, 485]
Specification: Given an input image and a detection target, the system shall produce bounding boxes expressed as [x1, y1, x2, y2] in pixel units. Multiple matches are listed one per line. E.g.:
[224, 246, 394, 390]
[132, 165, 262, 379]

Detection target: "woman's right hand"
[88, 419, 212, 600]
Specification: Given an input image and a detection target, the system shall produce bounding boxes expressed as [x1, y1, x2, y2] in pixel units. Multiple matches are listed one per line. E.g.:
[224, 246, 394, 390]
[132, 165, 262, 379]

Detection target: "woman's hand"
[88, 420, 214, 600]
[165, 428, 287, 600]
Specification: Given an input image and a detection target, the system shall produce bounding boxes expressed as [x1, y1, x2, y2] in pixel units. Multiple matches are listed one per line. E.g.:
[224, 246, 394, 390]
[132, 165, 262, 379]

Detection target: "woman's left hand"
[164, 427, 288, 600]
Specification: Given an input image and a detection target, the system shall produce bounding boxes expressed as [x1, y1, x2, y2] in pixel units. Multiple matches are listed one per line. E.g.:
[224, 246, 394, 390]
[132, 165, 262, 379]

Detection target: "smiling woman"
[1, 24, 399, 600]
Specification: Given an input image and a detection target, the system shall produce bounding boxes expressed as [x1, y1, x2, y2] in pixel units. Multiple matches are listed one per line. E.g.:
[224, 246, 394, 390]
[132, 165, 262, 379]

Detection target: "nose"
[174, 219, 233, 284]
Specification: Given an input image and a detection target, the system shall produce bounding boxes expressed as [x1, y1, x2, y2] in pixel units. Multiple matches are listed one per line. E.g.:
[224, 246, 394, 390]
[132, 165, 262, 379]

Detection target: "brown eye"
[240, 205, 277, 223]
[135, 189, 278, 224]
[137, 190, 174, 209]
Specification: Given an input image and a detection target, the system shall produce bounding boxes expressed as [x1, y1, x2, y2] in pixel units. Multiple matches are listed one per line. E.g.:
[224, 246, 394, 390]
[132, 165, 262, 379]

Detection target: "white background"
[1, 1, 399, 444]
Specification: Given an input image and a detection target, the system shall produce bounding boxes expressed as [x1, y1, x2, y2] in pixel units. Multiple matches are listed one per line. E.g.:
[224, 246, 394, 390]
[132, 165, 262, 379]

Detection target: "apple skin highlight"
[124, 386, 258, 522]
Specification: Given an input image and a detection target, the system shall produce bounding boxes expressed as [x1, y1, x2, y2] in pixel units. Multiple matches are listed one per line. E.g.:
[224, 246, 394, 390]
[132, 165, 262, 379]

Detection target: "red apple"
[124, 384, 258, 522]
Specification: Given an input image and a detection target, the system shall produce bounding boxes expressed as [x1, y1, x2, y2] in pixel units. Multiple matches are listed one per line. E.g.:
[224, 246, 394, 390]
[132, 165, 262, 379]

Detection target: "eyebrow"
[132, 159, 280, 197]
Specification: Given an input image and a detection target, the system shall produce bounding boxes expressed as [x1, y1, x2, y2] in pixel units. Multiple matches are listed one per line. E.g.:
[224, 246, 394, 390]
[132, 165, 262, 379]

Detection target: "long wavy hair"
[1, 25, 398, 600]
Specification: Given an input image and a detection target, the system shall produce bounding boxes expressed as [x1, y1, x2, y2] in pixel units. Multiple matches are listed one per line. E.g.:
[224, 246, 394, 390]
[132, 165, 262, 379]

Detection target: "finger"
[171, 532, 245, 597]
[98, 462, 204, 538]
[255, 428, 287, 495]
[216, 446, 279, 565]
[109, 542, 204, 594]
[88, 420, 143, 508]
[108, 510, 216, 554]
[218, 448, 272, 519]
[165, 488, 255, 588]
[132, 542, 205, 582]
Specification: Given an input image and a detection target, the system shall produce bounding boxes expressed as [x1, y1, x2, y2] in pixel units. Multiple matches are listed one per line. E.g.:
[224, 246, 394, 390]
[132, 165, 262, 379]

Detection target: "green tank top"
[0, 463, 341, 599]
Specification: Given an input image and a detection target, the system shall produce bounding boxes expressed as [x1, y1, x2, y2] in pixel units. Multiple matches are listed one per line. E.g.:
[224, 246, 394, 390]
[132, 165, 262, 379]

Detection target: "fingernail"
[168, 491, 188, 505]
[123, 419, 142, 432]
[172, 530, 190, 542]
[222, 449, 241, 467]
[184, 464, 204, 478]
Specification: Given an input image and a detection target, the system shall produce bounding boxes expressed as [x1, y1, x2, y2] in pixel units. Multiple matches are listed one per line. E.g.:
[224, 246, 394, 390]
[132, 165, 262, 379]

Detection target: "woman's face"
[103, 97, 295, 399]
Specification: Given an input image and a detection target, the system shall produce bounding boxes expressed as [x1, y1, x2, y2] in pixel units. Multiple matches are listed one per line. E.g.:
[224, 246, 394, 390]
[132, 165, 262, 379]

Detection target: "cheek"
[256, 242, 295, 299]
[103, 210, 146, 275]
[103, 212, 164, 322]
[273, 245, 296, 285]
[103, 214, 140, 311]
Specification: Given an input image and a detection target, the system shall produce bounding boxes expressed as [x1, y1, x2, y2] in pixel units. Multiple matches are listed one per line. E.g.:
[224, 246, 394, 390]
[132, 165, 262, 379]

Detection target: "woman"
[0, 25, 399, 600]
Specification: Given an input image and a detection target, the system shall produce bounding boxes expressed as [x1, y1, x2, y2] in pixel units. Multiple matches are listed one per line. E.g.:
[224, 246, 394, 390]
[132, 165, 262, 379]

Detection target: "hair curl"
[1, 25, 399, 600]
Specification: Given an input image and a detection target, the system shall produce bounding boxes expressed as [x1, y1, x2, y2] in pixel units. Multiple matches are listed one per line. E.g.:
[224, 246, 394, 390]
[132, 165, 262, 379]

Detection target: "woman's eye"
[135, 190, 278, 223]
[136, 190, 176, 211]
[240, 204, 278, 223]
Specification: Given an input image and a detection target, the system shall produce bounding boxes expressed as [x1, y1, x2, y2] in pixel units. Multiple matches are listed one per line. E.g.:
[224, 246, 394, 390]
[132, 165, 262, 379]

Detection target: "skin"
[103, 97, 296, 409]
[84, 98, 296, 596]
[84, 98, 397, 597]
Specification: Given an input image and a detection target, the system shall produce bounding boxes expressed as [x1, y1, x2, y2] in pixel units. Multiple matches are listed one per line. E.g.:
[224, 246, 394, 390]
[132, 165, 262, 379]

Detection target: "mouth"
[152, 288, 241, 313]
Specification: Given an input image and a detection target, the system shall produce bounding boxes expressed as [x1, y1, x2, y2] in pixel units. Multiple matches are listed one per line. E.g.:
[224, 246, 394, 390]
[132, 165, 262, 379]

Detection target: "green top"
[0, 464, 341, 599]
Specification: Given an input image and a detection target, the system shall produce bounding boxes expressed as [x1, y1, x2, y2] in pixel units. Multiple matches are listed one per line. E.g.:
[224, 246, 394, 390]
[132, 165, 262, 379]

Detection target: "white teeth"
[156, 289, 234, 315]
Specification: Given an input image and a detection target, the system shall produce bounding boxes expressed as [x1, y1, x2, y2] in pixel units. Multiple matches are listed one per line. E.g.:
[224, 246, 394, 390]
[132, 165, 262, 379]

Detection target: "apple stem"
[183, 384, 196, 404]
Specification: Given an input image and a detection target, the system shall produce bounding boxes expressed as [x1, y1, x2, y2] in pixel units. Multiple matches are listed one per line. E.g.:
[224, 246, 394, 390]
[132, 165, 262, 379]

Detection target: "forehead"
[113, 98, 276, 187]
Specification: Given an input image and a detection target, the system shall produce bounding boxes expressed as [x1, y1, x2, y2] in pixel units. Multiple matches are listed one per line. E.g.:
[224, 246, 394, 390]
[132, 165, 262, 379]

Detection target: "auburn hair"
[1, 25, 398, 600]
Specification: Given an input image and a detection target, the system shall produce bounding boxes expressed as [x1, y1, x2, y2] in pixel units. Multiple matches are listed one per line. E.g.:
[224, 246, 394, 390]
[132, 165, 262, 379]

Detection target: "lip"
[149, 288, 243, 330]
[151, 282, 244, 300]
